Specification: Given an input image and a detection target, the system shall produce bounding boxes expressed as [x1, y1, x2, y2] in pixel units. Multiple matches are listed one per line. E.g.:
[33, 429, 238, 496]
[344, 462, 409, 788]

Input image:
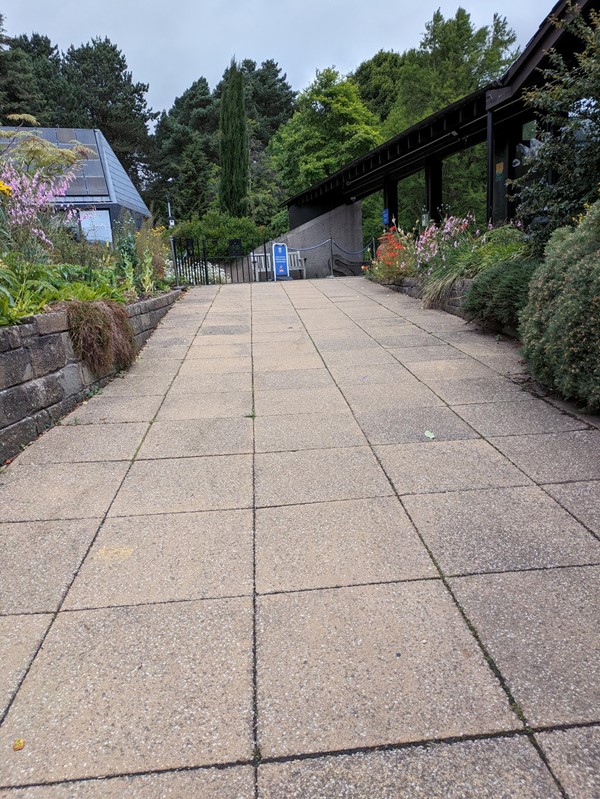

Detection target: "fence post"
[329, 237, 334, 277]
[202, 239, 209, 285]
[170, 237, 179, 285]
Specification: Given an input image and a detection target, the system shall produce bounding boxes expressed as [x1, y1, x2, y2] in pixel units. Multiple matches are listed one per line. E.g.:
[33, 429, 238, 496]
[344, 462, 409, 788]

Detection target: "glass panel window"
[79, 209, 113, 244]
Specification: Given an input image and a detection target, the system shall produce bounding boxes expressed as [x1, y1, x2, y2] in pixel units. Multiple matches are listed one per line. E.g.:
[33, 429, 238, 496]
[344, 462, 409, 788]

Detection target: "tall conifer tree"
[219, 59, 249, 217]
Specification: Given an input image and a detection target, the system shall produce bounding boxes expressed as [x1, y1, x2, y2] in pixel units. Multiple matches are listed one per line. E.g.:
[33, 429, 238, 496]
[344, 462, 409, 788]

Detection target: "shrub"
[366, 226, 416, 282]
[463, 258, 540, 331]
[519, 200, 600, 409]
[67, 300, 136, 376]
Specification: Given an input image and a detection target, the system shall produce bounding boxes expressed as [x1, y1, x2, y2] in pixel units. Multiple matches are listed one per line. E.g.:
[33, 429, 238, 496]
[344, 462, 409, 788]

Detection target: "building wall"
[276, 202, 364, 279]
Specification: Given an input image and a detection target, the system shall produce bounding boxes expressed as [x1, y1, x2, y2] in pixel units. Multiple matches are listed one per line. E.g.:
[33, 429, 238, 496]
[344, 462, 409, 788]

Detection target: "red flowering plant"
[364, 225, 417, 283]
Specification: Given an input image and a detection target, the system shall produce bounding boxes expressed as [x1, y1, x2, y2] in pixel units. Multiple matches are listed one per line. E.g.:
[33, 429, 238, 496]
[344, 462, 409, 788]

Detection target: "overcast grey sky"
[5, 0, 555, 114]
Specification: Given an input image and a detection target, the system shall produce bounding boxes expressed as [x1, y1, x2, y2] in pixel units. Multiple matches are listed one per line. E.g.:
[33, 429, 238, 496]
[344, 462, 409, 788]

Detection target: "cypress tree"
[219, 59, 249, 217]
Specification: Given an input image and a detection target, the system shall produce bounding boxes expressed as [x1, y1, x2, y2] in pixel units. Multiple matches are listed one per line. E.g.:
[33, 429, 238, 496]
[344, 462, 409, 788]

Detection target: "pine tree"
[219, 59, 249, 217]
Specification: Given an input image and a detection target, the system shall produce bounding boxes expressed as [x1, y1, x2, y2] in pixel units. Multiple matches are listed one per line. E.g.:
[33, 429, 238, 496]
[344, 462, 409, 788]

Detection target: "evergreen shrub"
[463, 258, 539, 331]
[519, 200, 600, 410]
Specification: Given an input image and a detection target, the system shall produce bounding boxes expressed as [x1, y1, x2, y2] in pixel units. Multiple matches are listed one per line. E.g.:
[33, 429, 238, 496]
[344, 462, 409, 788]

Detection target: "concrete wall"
[274, 202, 364, 279]
[0, 290, 181, 463]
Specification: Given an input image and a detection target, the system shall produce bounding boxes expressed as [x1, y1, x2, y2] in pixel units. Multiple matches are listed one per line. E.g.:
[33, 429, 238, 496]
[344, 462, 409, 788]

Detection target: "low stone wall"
[0, 290, 181, 463]
[385, 276, 472, 319]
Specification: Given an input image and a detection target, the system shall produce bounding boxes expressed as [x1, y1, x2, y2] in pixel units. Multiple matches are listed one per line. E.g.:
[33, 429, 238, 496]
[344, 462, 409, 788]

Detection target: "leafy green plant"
[463, 258, 540, 330]
[520, 199, 600, 409]
[67, 300, 136, 376]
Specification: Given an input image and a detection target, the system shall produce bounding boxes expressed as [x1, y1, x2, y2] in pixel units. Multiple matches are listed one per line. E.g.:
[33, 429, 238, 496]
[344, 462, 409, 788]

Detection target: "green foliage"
[172, 209, 264, 255]
[352, 51, 405, 121]
[512, 8, 600, 254]
[59, 38, 156, 186]
[520, 200, 600, 409]
[382, 9, 517, 224]
[463, 258, 540, 330]
[268, 67, 381, 196]
[67, 300, 136, 376]
[219, 59, 250, 217]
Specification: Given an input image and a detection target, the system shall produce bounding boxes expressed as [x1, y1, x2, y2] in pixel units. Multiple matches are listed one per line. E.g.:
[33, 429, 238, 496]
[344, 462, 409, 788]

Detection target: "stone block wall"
[0, 290, 181, 463]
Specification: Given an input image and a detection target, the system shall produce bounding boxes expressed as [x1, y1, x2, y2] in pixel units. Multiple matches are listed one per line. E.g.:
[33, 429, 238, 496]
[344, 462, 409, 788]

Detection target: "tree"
[384, 9, 517, 134]
[269, 67, 382, 196]
[59, 37, 156, 186]
[352, 50, 405, 122]
[0, 15, 40, 118]
[219, 59, 249, 217]
[10, 33, 65, 124]
[381, 8, 517, 226]
[512, 7, 600, 253]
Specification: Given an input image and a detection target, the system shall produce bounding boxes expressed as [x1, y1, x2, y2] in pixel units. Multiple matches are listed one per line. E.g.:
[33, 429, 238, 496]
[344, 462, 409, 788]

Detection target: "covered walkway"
[1, 280, 599, 797]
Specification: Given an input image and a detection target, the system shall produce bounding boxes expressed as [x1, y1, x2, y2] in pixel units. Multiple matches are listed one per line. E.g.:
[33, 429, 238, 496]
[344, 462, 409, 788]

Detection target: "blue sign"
[272, 243, 289, 281]
[382, 208, 390, 225]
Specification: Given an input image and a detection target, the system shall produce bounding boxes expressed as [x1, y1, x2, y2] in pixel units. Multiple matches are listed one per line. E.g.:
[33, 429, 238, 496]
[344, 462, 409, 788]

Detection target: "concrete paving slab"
[0, 462, 129, 521]
[320, 348, 398, 367]
[186, 343, 252, 359]
[0, 519, 100, 613]
[375, 439, 531, 495]
[254, 386, 348, 416]
[253, 353, 323, 372]
[255, 412, 367, 452]
[0, 599, 254, 785]
[450, 566, 600, 726]
[0, 615, 52, 717]
[0, 767, 255, 798]
[192, 334, 251, 346]
[366, 332, 441, 348]
[136, 344, 189, 360]
[180, 355, 253, 373]
[255, 447, 392, 507]
[426, 377, 535, 405]
[199, 325, 252, 336]
[138, 418, 253, 459]
[536, 726, 600, 799]
[489, 431, 600, 483]
[17, 423, 148, 464]
[100, 374, 174, 397]
[157, 391, 253, 420]
[64, 509, 253, 608]
[407, 358, 498, 382]
[252, 330, 311, 344]
[355, 406, 478, 445]
[126, 358, 183, 378]
[404, 486, 600, 575]
[472, 354, 528, 376]
[169, 371, 253, 394]
[341, 382, 443, 413]
[256, 582, 518, 757]
[453, 400, 588, 436]
[61, 395, 163, 425]
[109, 455, 253, 516]
[328, 363, 414, 386]
[543, 480, 600, 534]
[253, 368, 334, 391]
[388, 345, 469, 362]
[256, 496, 435, 593]
[258, 737, 562, 798]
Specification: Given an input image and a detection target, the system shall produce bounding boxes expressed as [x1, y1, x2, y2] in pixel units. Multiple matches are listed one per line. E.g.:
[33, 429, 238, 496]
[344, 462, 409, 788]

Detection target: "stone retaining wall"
[385, 277, 472, 319]
[0, 290, 181, 463]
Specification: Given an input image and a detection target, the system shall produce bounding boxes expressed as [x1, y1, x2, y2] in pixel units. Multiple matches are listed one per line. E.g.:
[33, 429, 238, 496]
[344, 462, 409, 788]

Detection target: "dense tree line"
[0, 7, 521, 238]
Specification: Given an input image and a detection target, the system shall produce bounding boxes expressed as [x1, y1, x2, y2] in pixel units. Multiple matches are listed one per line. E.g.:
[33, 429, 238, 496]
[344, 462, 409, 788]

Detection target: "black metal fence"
[171, 238, 267, 285]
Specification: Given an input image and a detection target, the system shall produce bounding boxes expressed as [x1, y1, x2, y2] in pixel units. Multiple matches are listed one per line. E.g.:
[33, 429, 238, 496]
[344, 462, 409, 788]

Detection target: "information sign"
[272, 243, 289, 281]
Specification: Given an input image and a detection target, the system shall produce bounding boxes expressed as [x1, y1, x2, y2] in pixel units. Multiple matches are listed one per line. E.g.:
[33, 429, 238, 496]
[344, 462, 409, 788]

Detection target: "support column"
[383, 177, 399, 227]
[486, 110, 494, 223]
[425, 158, 443, 221]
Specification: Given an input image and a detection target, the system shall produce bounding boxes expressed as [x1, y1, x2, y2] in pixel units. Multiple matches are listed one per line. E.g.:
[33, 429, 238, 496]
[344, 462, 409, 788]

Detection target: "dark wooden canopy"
[286, 0, 596, 228]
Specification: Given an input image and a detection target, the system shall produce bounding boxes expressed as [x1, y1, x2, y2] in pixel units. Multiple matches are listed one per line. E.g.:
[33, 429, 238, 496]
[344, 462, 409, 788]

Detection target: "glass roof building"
[0, 127, 150, 244]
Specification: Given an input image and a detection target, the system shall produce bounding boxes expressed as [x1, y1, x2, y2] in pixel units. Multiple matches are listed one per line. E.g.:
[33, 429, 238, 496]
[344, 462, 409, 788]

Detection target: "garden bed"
[0, 290, 181, 463]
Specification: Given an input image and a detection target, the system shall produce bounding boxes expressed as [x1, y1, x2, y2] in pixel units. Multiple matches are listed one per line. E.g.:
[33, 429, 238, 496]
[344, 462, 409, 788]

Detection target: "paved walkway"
[1, 279, 599, 798]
